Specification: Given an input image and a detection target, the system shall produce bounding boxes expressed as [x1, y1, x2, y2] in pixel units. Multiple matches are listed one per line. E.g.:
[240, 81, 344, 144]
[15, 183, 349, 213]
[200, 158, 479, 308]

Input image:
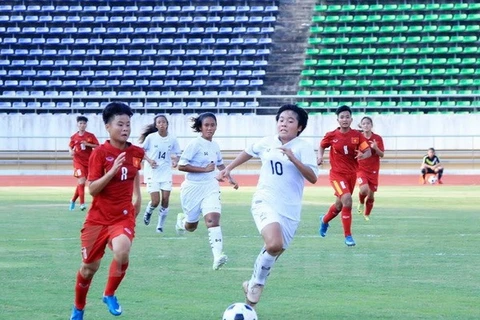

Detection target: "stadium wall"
[1, 113, 479, 151]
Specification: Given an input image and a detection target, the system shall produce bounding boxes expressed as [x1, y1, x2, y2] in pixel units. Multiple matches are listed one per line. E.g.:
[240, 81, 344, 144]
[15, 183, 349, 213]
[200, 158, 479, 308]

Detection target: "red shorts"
[330, 173, 357, 197]
[80, 220, 135, 264]
[73, 162, 88, 179]
[357, 172, 379, 192]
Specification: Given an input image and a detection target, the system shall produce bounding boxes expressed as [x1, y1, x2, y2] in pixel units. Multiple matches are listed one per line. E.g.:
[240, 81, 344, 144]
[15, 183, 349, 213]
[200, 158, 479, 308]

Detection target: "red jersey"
[321, 128, 369, 176]
[69, 131, 99, 167]
[86, 141, 145, 226]
[358, 132, 384, 175]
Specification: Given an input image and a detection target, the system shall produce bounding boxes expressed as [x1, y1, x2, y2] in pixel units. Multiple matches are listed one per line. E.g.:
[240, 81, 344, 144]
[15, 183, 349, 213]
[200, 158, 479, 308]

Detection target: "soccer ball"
[428, 175, 438, 184]
[222, 303, 258, 320]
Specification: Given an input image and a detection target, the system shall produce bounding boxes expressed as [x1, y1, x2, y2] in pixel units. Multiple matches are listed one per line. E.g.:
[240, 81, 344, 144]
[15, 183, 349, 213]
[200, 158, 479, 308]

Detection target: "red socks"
[78, 184, 85, 205]
[341, 207, 352, 236]
[323, 204, 340, 223]
[365, 198, 374, 216]
[359, 193, 367, 204]
[104, 260, 129, 296]
[72, 186, 79, 202]
[74, 272, 92, 310]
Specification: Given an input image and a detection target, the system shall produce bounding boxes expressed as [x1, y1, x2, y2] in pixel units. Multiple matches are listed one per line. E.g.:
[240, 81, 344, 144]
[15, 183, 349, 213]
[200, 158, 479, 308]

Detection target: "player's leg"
[71, 225, 107, 318]
[77, 176, 87, 211]
[70, 167, 81, 210]
[156, 183, 172, 232]
[103, 225, 135, 316]
[357, 175, 369, 215]
[143, 182, 160, 225]
[202, 191, 227, 270]
[319, 178, 344, 237]
[339, 175, 356, 246]
[436, 167, 444, 183]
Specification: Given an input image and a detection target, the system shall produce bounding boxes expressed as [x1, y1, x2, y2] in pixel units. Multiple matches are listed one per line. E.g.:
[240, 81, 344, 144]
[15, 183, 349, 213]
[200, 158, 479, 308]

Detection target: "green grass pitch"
[0, 185, 478, 319]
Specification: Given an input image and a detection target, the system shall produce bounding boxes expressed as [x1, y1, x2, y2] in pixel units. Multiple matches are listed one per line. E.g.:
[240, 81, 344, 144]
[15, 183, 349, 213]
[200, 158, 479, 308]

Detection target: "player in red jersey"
[69, 102, 145, 320]
[68, 116, 99, 211]
[356, 117, 385, 221]
[317, 105, 371, 246]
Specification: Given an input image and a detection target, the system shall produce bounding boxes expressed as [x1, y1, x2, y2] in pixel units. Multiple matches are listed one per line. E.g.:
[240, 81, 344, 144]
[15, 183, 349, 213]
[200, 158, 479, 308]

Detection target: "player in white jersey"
[139, 115, 181, 233]
[217, 104, 318, 307]
[176, 112, 237, 271]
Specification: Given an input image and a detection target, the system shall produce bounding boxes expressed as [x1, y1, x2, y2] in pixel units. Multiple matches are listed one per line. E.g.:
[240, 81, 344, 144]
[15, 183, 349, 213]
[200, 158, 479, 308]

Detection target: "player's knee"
[80, 263, 99, 279]
[151, 199, 160, 207]
[265, 242, 283, 256]
[185, 222, 198, 232]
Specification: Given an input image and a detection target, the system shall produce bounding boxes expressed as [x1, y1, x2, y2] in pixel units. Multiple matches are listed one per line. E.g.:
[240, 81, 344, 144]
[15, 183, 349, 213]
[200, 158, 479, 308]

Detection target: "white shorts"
[180, 179, 221, 223]
[146, 181, 173, 193]
[251, 198, 299, 250]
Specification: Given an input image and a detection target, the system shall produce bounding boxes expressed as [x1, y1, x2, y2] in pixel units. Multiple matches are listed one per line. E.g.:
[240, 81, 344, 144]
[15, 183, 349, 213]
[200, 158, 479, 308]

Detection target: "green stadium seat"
[325, 16, 340, 23]
[404, 58, 418, 65]
[400, 79, 415, 86]
[414, 90, 428, 94]
[365, 26, 380, 33]
[419, 47, 434, 54]
[445, 68, 460, 76]
[437, 25, 452, 32]
[367, 15, 381, 22]
[382, 4, 398, 11]
[345, 59, 360, 67]
[301, 70, 315, 76]
[308, 38, 321, 45]
[313, 80, 327, 87]
[334, 48, 348, 55]
[306, 48, 319, 55]
[375, 58, 389, 66]
[451, 25, 467, 32]
[330, 69, 344, 76]
[310, 101, 326, 108]
[392, 36, 407, 44]
[421, 36, 436, 44]
[319, 48, 334, 55]
[423, 25, 438, 33]
[433, 47, 448, 54]
[467, 13, 480, 21]
[407, 36, 421, 44]
[315, 69, 329, 76]
[401, 69, 416, 76]
[299, 80, 313, 87]
[357, 69, 372, 76]
[310, 26, 323, 34]
[363, 37, 378, 44]
[362, 48, 376, 55]
[436, 36, 450, 43]
[431, 68, 446, 76]
[407, 25, 422, 33]
[410, 14, 425, 22]
[468, 3, 480, 10]
[348, 48, 362, 55]
[326, 5, 341, 12]
[373, 69, 388, 76]
[447, 57, 461, 65]
[416, 79, 430, 86]
[459, 79, 473, 86]
[453, 13, 467, 21]
[331, 59, 346, 66]
[338, 26, 352, 33]
[344, 69, 359, 76]
[432, 58, 447, 65]
[381, 15, 396, 23]
[425, 14, 439, 21]
[353, 16, 368, 23]
[385, 80, 400, 87]
[314, 5, 327, 12]
[388, 58, 403, 66]
[311, 16, 325, 23]
[463, 36, 478, 43]
[416, 68, 431, 76]
[439, 14, 453, 21]
[341, 90, 355, 95]
[378, 37, 393, 44]
[354, 4, 369, 11]
[369, 4, 383, 11]
[349, 37, 364, 45]
[430, 79, 445, 86]
[341, 5, 355, 11]
[304, 59, 317, 67]
[411, 4, 426, 10]
[444, 79, 459, 86]
[312, 90, 326, 95]
[371, 79, 386, 87]
[398, 4, 412, 11]
[297, 90, 311, 96]
[357, 79, 372, 87]
[447, 47, 463, 54]
[323, 26, 338, 33]
[461, 58, 477, 65]
[453, 3, 469, 10]
[297, 101, 310, 108]
[466, 25, 480, 32]
[427, 101, 441, 108]
[317, 59, 332, 66]
[327, 80, 342, 87]
[351, 26, 366, 33]
[404, 47, 418, 55]
[460, 68, 475, 75]
[426, 3, 440, 10]
[342, 80, 357, 87]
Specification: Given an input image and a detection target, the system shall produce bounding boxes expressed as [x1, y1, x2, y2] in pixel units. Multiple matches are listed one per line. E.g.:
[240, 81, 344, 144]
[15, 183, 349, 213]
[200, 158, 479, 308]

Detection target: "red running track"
[0, 174, 478, 187]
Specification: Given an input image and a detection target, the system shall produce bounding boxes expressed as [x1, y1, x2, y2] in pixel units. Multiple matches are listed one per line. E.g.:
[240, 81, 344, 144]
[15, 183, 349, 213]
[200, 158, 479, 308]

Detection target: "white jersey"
[143, 132, 181, 183]
[178, 136, 223, 182]
[246, 135, 318, 221]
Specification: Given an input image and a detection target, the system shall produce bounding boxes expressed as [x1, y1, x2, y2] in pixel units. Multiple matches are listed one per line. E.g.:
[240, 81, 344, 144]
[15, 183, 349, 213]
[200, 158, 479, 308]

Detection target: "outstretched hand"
[216, 168, 239, 190]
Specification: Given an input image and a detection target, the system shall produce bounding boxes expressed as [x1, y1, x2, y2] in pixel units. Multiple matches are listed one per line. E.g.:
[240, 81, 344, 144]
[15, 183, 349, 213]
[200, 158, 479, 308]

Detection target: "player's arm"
[89, 152, 126, 196]
[132, 172, 141, 217]
[279, 147, 317, 184]
[371, 136, 385, 158]
[420, 156, 430, 169]
[178, 163, 216, 173]
[143, 154, 157, 168]
[216, 151, 252, 187]
[317, 134, 330, 165]
[69, 138, 75, 156]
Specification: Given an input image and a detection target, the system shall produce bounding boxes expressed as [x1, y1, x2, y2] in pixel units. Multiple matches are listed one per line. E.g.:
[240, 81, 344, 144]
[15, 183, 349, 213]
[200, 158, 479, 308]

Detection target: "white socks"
[146, 201, 155, 214]
[157, 207, 169, 229]
[208, 226, 224, 259]
[251, 248, 276, 286]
